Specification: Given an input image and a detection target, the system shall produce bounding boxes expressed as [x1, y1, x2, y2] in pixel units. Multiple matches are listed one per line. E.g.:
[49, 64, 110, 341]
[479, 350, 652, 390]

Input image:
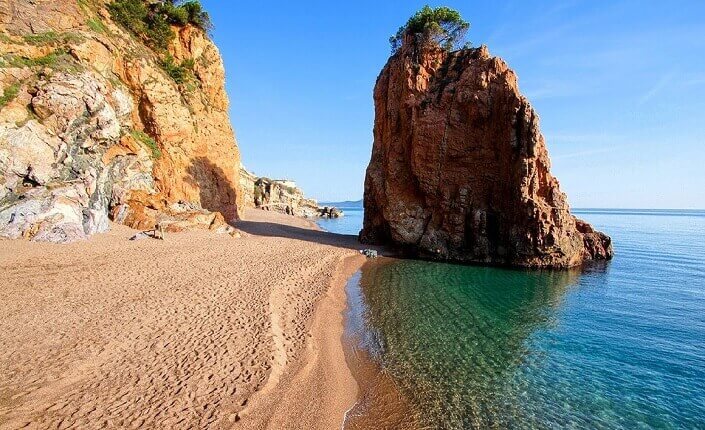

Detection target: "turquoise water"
[316, 207, 364, 236]
[343, 210, 705, 429]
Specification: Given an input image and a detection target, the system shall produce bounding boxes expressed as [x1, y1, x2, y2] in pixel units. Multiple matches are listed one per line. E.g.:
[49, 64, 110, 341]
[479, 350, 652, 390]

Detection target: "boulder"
[0, 185, 105, 243]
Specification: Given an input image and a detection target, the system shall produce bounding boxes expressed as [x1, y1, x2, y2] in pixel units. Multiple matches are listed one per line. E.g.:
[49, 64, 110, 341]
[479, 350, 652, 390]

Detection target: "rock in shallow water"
[360, 36, 613, 268]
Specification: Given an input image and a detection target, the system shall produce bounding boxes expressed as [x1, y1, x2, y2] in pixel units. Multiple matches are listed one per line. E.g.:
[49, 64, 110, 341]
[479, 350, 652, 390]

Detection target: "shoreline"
[0, 209, 365, 429]
[341, 257, 422, 430]
[241, 253, 366, 429]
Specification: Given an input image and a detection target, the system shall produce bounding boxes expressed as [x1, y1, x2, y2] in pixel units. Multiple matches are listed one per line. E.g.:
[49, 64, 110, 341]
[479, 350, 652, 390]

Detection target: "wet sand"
[342, 258, 422, 430]
[0, 209, 364, 429]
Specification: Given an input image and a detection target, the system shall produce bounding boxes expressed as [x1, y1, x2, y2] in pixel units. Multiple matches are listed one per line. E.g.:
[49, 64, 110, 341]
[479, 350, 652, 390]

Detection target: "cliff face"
[254, 177, 320, 217]
[361, 37, 612, 268]
[0, 0, 240, 242]
[239, 164, 322, 217]
[238, 164, 257, 209]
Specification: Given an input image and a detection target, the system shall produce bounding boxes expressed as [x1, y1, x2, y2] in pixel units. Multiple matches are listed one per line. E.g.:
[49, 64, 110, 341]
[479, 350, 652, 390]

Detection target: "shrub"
[108, 0, 174, 51]
[107, 0, 208, 85]
[181, 58, 195, 70]
[163, 3, 189, 26]
[108, 0, 212, 52]
[0, 82, 20, 109]
[130, 129, 162, 159]
[107, 0, 148, 36]
[179, 1, 212, 32]
[145, 13, 175, 51]
[390, 5, 470, 53]
[160, 54, 194, 84]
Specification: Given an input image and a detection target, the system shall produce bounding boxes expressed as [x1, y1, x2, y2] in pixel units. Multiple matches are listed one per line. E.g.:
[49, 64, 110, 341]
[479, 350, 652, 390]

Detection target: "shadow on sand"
[236, 219, 365, 251]
[184, 156, 377, 252]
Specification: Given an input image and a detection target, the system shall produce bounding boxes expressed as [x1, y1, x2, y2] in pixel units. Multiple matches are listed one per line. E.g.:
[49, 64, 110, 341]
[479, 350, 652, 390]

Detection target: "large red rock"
[360, 36, 613, 268]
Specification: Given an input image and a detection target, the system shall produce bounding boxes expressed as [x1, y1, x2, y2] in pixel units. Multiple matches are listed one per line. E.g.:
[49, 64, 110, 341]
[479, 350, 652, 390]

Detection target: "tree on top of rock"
[390, 5, 470, 53]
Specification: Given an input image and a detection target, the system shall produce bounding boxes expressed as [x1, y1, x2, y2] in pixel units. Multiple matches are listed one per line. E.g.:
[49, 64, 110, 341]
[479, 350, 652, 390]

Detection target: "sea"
[318, 208, 705, 429]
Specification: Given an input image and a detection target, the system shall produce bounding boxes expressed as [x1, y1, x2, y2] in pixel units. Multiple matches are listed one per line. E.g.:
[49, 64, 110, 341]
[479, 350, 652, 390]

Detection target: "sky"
[201, 0, 705, 208]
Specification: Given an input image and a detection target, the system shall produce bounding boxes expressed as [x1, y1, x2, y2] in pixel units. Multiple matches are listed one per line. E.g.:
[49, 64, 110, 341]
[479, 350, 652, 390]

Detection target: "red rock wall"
[361, 38, 612, 268]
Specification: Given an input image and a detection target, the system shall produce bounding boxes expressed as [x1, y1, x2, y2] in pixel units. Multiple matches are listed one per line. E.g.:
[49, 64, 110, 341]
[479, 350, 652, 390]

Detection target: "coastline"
[0, 209, 364, 429]
[241, 253, 366, 429]
[342, 258, 422, 430]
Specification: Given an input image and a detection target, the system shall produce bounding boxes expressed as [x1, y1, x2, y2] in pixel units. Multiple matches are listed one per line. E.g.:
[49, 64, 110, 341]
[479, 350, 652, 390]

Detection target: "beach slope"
[0, 209, 361, 429]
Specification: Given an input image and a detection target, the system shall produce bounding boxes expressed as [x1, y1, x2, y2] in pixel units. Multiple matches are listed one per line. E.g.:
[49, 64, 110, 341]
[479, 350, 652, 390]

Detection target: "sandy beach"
[0, 209, 364, 429]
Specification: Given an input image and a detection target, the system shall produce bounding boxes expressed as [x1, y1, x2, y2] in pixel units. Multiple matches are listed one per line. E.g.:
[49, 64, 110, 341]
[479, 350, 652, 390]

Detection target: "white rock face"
[0, 121, 60, 197]
[1, 4, 243, 242]
[0, 71, 146, 243]
[31, 72, 123, 145]
[0, 186, 92, 243]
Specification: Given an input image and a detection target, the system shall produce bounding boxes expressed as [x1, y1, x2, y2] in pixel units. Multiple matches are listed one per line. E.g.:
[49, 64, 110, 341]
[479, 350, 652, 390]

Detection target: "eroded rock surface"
[360, 36, 612, 268]
[0, 0, 240, 242]
[239, 165, 327, 218]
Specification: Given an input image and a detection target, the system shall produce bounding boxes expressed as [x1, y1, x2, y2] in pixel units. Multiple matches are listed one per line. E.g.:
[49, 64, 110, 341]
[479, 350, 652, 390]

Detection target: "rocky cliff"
[360, 35, 612, 268]
[0, 0, 240, 242]
[239, 164, 337, 218]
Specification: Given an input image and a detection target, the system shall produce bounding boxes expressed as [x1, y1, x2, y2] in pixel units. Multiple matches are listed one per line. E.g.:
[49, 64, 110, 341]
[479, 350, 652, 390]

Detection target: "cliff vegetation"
[0, 0, 241, 242]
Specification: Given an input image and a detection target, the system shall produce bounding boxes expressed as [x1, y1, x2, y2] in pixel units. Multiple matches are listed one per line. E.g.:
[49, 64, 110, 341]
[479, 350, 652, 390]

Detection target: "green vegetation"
[130, 129, 162, 159]
[160, 54, 194, 84]
[87, 17, 108, 33]
[2, 50, 62, 68]
[108, 0, 212, 51]
[22, 31, 83, 46]
[162, 2, 189, 25]
[0, 82, 20, 109]
[77, 0, 92, 12]
[23, 31, 60, 45]
[108, 0, 173, 50]
[108, 0, 211, 86]
[178, 1, 212, 31]
[0, 50, 82, 76]
[390, 5, 469, 53]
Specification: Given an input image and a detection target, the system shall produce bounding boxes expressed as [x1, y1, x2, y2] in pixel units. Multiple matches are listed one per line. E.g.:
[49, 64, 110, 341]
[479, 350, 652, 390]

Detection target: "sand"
[0, 209, 365, 429]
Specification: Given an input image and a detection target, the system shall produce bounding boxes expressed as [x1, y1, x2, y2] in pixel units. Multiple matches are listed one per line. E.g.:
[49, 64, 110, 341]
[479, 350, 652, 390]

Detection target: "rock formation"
[0, 0, 240, 242]
[252, 177, 319, 217]
[239, 164, 343, 219]
[238, 163, 258, 209]
[360, 35, 612, 268]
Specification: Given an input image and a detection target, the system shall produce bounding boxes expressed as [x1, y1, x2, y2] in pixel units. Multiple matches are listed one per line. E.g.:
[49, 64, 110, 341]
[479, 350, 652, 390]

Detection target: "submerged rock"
[360, 35, 613, 268]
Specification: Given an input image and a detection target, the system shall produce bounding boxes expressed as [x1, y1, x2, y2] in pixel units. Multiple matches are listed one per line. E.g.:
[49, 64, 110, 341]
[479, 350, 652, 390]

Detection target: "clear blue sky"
[202, 0, 705, 208]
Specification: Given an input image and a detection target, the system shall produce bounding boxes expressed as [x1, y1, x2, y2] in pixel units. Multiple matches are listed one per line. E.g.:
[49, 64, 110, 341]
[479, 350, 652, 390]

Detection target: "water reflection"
[345, 259, 581, 429]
